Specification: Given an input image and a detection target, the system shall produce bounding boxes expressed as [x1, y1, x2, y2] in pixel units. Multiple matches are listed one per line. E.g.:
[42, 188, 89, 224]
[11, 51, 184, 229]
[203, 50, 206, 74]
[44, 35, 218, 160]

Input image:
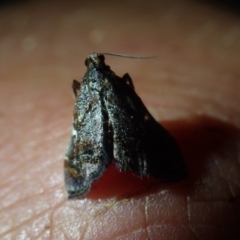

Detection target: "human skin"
[0, 0, 240, 239]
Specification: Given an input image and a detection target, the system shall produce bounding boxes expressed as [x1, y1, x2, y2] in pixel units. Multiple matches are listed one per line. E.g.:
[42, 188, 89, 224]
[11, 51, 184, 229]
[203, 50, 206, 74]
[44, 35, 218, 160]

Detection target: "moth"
[64, 53, 187, 199]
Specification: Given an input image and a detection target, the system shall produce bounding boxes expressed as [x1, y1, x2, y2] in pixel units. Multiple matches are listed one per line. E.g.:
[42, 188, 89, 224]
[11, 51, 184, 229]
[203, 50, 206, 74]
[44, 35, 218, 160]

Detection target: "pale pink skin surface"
[0, 1, 240, 239]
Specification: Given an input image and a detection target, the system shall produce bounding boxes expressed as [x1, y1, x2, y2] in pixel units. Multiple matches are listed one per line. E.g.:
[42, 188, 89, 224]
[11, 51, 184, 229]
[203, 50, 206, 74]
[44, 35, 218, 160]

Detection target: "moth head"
[85, 53, 105, 67]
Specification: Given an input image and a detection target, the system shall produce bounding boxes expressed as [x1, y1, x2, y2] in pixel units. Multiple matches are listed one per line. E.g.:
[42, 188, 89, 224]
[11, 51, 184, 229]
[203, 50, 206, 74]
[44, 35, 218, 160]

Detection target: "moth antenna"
[98, 52, 157, 59]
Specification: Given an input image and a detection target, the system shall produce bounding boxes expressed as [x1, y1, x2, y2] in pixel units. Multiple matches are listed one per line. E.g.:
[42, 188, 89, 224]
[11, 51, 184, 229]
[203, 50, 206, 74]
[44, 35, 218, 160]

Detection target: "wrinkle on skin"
[0, 0, 240, 239]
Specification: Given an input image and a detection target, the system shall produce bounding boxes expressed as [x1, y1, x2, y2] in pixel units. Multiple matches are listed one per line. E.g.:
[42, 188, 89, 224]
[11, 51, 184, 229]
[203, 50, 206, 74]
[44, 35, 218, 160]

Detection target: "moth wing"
[64, 81, 112, 198]
[104, 74, 187, 182]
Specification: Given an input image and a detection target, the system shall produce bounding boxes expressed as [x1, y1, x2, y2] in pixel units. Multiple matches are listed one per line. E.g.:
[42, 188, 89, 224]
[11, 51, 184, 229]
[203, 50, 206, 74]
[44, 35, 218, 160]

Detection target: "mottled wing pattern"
[64, 68, 112, 199]
[104, 73, 188, 181]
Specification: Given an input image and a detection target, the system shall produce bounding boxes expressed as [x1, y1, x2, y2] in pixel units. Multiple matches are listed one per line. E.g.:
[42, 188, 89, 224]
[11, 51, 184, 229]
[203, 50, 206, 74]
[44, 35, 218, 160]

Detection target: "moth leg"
[122, 73, 135, 90]
[72, 80, 81, 99]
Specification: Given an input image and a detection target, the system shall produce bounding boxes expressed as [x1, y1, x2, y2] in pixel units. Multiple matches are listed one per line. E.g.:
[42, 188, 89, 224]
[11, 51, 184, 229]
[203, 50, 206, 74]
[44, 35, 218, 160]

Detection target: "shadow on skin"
[74, 115, 240, 200]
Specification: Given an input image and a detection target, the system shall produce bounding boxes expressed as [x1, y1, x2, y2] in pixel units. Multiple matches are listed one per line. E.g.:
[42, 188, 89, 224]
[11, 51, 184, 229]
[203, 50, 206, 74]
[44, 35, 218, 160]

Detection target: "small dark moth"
[64, 53, 187, 199]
